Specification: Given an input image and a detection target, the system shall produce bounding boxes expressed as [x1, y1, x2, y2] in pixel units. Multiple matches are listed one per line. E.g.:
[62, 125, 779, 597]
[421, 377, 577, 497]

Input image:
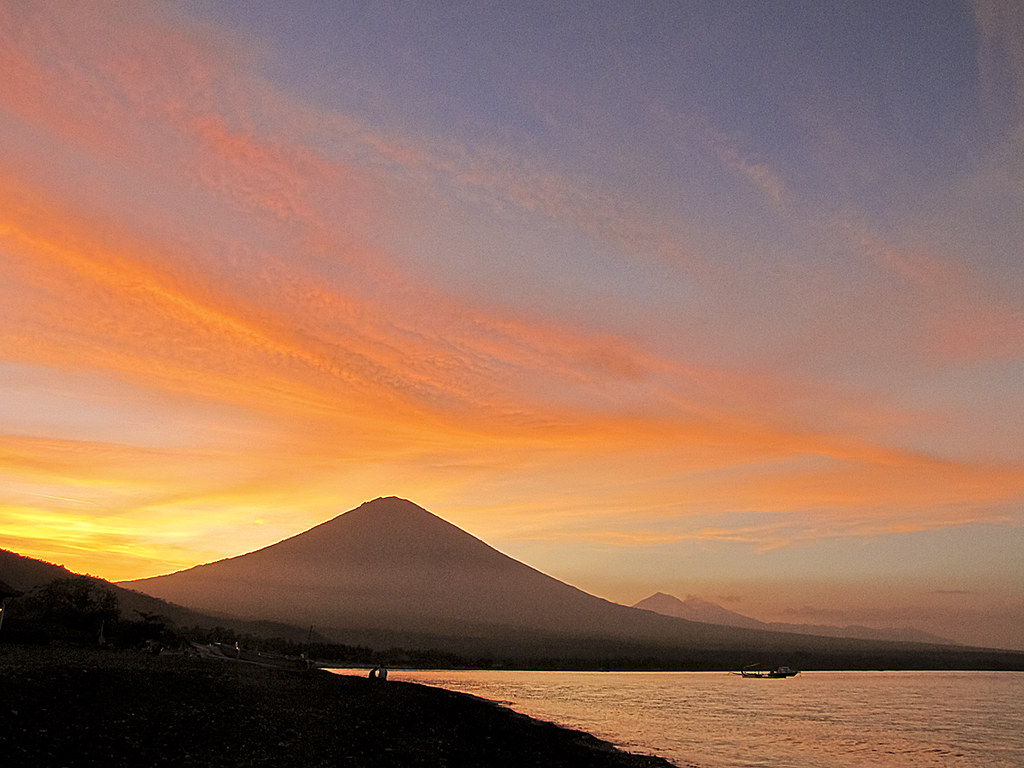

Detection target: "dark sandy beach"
[0, 646, 674, 767]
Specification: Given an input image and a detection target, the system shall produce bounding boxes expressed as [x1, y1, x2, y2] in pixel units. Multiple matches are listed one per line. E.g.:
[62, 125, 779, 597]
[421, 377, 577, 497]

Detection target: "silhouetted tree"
[118, 610, 176, 648]
[19, 577, 119, 638]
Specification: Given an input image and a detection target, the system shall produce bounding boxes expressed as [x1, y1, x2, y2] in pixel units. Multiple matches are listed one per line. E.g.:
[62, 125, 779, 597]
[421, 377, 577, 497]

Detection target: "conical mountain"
[121, 498, 1001, 663]
[122, 497, 742, 652]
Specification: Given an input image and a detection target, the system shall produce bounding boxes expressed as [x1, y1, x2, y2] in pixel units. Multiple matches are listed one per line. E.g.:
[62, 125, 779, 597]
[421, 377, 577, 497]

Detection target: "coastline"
[0, 646, 675, 767]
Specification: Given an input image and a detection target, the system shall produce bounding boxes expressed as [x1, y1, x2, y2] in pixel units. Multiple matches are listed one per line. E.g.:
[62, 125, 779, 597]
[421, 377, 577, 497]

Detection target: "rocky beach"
[0, 646, 674, 767]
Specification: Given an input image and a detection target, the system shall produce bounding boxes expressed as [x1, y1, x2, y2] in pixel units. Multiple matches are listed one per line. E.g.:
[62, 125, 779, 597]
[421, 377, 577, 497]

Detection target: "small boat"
[734, 664, 799, 678]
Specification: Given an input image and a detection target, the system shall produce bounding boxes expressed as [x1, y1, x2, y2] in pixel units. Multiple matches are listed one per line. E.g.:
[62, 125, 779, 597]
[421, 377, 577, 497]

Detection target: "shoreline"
[0, 645, 675, 767]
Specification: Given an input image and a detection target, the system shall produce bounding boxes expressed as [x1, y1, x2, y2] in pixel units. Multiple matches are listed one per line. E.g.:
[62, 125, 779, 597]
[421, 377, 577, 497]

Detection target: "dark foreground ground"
[0, 646, 674, 767]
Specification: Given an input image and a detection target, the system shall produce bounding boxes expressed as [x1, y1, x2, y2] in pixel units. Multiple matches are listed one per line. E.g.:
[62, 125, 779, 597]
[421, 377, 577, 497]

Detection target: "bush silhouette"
[18, 576, 119, 640]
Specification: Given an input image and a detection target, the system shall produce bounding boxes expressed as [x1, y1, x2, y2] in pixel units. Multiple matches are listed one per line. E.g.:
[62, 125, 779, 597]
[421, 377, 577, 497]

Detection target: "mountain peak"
[290, 496, 477, 560]
[345, 496, 438, 521]
[634, 592, 768, 630]
[358, 495, 422, 510]
[122, 497, 641, 646]
[316, 497, 457, 533]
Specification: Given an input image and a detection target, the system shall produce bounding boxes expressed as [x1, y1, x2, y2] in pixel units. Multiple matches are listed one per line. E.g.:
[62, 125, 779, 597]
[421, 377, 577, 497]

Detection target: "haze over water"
[348, 669, 1024, 768]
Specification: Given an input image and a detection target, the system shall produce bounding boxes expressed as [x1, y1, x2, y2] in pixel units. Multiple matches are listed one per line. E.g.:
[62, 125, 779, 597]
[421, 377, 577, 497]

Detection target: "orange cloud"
[2, 1, 1023, 583]
[848, 222, 1024, 362]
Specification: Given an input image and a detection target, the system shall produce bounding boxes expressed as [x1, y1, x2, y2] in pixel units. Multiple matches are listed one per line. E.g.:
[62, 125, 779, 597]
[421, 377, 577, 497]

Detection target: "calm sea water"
[329, 668, 1024, 768]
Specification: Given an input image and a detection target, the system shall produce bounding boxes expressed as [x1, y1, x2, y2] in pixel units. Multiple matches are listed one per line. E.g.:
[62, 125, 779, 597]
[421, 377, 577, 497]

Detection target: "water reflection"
[328, 669, 1024, 768]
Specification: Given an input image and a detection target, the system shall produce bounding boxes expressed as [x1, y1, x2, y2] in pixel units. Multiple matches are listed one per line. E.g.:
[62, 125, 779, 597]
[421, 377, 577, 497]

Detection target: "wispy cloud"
[1, 1, 1023, 590]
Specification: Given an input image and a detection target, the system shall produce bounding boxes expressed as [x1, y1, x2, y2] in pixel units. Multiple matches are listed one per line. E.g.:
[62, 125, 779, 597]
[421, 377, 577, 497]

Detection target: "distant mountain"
[634, 593, 766, 629]
[0, 548, 317, 643]
[119, 497, 1003, 667]
[633, 592, 958, 646]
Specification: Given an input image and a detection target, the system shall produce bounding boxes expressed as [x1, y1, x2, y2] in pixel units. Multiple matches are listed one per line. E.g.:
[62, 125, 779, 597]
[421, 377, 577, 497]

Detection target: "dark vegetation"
[1, 576, 499, 669]
[2, 577, 171, 647]
[4, 576, 1024, 672]
[3, 576, 173, 648]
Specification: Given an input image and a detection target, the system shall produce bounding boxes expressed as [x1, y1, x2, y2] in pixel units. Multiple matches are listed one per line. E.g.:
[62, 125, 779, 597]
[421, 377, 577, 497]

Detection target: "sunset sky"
[2, 1, 1023, 649]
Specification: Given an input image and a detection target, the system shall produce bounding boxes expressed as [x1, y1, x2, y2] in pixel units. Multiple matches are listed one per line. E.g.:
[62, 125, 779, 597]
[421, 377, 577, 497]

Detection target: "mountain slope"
[123, 497, 726, 651]
[121, 498, 999, 664]
[633, 593, 766, 629]
[0, 548, 78, 592]
[633, 592, 958, 646]
[0, 549, 314, 642]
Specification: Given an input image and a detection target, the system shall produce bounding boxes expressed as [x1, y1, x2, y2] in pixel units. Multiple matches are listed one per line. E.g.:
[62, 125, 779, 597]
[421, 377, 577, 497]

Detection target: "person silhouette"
[368, 666, 378, 680]
[378, 664, 388, 681]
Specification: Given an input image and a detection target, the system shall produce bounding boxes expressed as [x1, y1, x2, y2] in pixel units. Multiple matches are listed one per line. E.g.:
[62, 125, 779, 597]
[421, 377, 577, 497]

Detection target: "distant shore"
[0, 645, 674, 767]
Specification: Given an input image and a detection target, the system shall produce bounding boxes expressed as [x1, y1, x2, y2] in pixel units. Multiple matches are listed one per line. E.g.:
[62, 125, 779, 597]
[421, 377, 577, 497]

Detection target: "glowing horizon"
[2, 1, 1023, 649]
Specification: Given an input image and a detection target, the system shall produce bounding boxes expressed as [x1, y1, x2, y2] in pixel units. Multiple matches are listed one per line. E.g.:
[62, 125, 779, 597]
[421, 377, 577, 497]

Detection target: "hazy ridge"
[632, 592, 959, 646]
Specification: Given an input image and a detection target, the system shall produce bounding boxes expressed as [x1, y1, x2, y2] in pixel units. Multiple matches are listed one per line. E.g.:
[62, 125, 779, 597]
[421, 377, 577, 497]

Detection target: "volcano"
[122, 498, 749, 654]
[120, 498, 1015, 664]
